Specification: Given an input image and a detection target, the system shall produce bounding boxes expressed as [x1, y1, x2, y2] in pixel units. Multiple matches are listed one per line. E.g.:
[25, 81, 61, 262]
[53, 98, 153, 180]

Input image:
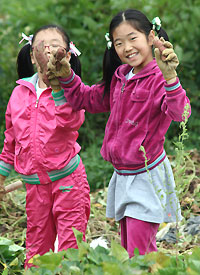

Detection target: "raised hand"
[47, 48, 71, 79]
[153, 37, 179, 82]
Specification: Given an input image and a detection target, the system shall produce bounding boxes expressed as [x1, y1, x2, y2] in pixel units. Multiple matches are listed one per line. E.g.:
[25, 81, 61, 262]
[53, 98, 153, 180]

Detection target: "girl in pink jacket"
[47, 10, 191, 257]
[0, 25, 90, 268]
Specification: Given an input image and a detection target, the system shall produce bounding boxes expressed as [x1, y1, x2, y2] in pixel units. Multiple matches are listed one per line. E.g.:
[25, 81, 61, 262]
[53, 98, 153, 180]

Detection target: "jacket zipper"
[111, 82, 125, 161]
[121, 83, 125, 93]
[118, 82, 125, 129]
[35, 99, 39, 108]
[33, 98, 39, 167]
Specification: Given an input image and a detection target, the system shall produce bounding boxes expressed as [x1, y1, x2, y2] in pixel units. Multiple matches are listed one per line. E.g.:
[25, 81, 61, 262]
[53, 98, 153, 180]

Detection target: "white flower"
[90, 237, 108, 249]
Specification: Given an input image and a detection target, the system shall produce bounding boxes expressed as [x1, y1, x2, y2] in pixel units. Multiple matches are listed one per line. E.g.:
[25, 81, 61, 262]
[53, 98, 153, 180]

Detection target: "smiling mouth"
[127, 52, 138, 58]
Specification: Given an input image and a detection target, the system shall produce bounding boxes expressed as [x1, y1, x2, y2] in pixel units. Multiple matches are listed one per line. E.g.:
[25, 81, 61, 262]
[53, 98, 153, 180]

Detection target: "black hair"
[17, 24, 81, 79]
[102, 9, 169, 94]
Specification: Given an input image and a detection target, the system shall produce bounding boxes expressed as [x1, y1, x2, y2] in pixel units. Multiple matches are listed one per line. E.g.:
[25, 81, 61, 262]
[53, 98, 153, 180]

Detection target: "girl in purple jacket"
[47, 10, 191, 257]
[0, 25, 90, 268]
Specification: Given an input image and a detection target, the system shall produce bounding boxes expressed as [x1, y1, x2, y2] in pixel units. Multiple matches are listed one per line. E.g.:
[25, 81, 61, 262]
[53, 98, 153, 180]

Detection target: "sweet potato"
[153, 37, 166, 52]
[55, 47, 66, 71]
[34, 40, 50, 86]
[153, 37, 166, 60]
[34, 43, 66, 86]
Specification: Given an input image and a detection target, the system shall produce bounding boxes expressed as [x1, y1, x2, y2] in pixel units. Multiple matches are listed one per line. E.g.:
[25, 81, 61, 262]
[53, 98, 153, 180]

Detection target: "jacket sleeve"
[156, 77, 191, 122]
[51, 89, 85, 131]
[59, 71, 110, 113]
[0, 101, 15, 176]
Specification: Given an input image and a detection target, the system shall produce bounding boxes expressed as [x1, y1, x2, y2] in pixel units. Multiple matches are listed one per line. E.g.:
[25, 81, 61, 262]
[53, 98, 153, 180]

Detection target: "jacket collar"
[16, 73, 39, 92]
[16, 73, 51, 94]
[115, 59, 160, 81]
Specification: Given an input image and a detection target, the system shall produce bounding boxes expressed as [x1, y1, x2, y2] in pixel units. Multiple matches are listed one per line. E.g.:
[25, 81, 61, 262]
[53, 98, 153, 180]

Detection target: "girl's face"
[112, 21, 154, 74]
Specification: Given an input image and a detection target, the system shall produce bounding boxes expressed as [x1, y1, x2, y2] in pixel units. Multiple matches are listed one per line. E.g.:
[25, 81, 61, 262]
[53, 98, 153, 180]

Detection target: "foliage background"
[0, 0, 200, 190]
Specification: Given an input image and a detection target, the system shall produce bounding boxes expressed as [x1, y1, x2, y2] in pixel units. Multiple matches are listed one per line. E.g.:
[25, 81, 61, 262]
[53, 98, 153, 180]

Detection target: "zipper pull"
[35, 99, 39, 108]
[121, 83, 125, 93]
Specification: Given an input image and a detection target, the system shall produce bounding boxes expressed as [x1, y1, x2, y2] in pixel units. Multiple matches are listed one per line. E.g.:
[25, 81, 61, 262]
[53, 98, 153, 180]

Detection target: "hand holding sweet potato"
[34, 42, 70, 91]
[153, 37, 179, 81]
[47, 48, 71, 79]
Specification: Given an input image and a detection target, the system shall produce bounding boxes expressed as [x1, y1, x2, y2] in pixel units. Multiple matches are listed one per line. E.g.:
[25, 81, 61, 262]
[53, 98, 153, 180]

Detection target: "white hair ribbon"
[152, 17, 162, 31]
[19, 32, 33, 45]
[69, 42, 81, 56]
[105, 32, 112, 49]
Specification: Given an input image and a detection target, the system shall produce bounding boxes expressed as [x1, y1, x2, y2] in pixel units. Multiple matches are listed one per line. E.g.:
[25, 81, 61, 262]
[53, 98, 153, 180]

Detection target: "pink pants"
[120, 217, 159, 257]
[25, 160, 90, 268]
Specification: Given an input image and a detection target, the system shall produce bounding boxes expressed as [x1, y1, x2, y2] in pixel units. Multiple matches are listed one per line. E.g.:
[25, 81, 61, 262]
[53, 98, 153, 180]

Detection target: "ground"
[0, 149, 199, 255]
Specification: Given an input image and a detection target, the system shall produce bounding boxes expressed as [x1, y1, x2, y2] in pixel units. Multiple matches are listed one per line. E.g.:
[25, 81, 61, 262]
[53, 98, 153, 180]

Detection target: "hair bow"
[152, 17, 161, 31]
[105, 33, 112, 49]
[19, 32, 33, 45]
[69, 42, 81, 56]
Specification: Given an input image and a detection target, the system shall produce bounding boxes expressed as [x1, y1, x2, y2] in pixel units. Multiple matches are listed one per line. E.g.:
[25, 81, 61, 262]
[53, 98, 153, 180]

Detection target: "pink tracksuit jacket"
[0, 73, 85, 182]
[59, 59, 191, 174]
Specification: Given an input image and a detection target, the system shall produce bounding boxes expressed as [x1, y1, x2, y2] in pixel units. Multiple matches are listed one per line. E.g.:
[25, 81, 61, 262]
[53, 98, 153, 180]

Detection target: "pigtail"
[70, 53, 81, 78]
[156, 27, 169, 41]
[17, 43, 34, 79]
[102, 46, 121, 94]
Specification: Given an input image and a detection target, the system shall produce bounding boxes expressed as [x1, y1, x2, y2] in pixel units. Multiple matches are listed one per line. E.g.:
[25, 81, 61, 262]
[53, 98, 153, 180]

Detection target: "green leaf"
[78, 241, 90, 259]
[72, 227, 83, 247]
[87, 246, 109, 265]
[32, 251, 63, 272]
[69, 265, 81, 274]
[0, 237, 25, 262]
[0, 238, 12, 246]
[9, 244, 24, 253]
[2, 269, 8, 275]
[72, 227, 90, 259]
[65, 247, 79, 261]
[110, 240, 129, 263]
[134, 248, 140, 256]
[102, 262, 123, 275]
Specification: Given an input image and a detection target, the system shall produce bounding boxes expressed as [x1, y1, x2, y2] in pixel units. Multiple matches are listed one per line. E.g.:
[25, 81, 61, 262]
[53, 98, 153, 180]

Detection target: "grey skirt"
[106, 156, 182, 223]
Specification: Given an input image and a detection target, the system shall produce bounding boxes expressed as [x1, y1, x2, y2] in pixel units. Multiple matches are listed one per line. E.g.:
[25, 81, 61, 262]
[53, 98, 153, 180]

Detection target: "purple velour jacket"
[59, 59, 191, 174]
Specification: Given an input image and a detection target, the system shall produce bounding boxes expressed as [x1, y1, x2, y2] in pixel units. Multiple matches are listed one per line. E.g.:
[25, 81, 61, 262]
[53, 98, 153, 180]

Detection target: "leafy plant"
[23, 228, 200, 274]
[0, 237, 25, 275]
[172, 104, 197, 218]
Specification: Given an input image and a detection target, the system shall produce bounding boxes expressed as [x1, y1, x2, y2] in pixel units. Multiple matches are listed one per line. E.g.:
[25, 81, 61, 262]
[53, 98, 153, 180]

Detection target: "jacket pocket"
[131, 88, 150, 102]
[15, 144, 23, 171]
[15, 142, 33, 173]
[15, 144, 22, 156]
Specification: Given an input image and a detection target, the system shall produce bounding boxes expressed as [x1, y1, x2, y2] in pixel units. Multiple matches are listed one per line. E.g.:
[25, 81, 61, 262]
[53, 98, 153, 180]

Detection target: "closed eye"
[115, 42, 122, 47]
[51, 44, 60, 47]
[130, 37, 136, 41]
